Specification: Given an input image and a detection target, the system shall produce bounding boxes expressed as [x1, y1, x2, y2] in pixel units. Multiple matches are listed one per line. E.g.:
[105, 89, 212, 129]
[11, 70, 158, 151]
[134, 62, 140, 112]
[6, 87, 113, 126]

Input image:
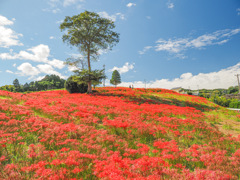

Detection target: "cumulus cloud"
[0, 15, 14, 26]
[110, 62, 134, 74]
[37, 64, 64, 77]
[0, 15, 23, 48]
[0, 44, 51, 62]
[17, 63, 40, 77]
[47, 59, 65, 69]
[117, 63, 240, 89]
[0, 44, 65, 69]
[16, 62, 66, 79]
[49, 36, 55, 39]
[98, 12, 125, 22]
[126, 3, 136, 8]
[237, 8, 240, 15]
[139, 28, 240, 57]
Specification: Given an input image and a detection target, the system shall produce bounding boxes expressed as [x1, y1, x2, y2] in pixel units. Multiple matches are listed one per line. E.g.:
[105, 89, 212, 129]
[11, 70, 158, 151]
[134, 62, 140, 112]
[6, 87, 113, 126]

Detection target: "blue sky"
[0, 0, 240, 89]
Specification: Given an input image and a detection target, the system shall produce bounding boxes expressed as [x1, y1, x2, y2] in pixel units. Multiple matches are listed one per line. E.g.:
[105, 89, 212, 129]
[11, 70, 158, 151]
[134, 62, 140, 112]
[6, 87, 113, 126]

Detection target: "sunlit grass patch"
[0, 96, 11, 99]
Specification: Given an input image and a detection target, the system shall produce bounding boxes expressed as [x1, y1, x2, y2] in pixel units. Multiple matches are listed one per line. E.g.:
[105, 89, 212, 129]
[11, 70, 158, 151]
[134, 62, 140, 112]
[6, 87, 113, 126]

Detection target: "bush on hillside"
[65, 76, 88, 93]
[229, 99, 240, 108]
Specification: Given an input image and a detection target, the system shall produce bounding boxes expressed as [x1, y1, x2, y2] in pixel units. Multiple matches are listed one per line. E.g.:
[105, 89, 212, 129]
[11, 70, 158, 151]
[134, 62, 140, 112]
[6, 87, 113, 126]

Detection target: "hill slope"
[0, 87, 240, 179]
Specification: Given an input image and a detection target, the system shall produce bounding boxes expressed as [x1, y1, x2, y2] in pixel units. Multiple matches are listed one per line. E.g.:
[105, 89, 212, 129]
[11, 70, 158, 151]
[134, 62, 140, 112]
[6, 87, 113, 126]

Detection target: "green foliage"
[60, 11, 119, 58]
[13, 79, 20, 91]
[0, 85, 15, 92]
[209, 95, 231, 107]
[110, 70, 121, 87]
[65, 76, 88, 93]
[74, 69, 106, 83]
[2, 75, 65, 93]
[60, 11, 119, 93]
[229, 99, 240, 108]
[38, 74, 65, 89]
[23, 83, 29, 91]
[227, 86, 238, 94]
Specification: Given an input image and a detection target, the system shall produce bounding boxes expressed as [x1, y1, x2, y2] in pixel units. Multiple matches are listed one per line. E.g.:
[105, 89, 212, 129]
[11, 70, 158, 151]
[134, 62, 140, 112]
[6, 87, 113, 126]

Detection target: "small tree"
[13, 78, 20, 92]
[60, 11, 119, 93]
[110, 70, 121, 87]
[23, 83, 29, 91]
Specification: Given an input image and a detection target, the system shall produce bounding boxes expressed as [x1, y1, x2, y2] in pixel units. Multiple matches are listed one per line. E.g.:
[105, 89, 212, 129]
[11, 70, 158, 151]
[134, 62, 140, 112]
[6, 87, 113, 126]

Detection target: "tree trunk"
[87, 46, 92, 93]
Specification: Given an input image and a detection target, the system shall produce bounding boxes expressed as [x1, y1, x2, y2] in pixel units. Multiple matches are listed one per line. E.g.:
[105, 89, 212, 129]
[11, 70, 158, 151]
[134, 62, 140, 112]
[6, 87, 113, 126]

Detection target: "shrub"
[65, 76, 88, 93]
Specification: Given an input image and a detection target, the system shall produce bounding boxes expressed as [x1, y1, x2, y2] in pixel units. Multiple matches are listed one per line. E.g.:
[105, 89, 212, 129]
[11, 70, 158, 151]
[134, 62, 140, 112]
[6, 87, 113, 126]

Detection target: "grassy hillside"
[0, 87, 240, 179]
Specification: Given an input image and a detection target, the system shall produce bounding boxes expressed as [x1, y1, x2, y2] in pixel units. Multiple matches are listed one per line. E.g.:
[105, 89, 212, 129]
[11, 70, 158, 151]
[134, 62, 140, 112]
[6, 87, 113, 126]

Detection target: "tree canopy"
[60, 11, 119, 93]
[110, 70, 121, 87]
[13, 79, 20, 91]
[1, 75, 66, 92]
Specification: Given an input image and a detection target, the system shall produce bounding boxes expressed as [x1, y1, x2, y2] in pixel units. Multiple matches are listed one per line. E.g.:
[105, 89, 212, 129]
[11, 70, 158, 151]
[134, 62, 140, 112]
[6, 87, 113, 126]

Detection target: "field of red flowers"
[0, 87, 240, 179]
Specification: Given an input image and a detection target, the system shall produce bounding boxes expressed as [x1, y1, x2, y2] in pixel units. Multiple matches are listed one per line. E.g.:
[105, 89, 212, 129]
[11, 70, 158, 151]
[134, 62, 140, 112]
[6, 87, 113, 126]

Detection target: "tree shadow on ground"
[93, 92, 218, 112]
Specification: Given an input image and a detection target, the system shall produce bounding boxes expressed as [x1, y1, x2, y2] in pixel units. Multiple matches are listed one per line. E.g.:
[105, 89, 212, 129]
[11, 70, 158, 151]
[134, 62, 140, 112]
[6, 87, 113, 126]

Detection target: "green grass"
[0, 96, 11, 99]
[222, 124, 233, 130]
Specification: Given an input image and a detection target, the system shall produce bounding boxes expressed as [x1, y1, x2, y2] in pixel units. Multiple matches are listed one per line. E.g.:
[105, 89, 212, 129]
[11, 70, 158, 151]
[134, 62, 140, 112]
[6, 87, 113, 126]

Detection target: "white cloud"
[56, 20, 64, 24]
[0, 15, 14, 26]
[98, 12, 125, 22]
[139, 46, 152, 55]
[0, 15, 23, 48]
[37, 64, 66, 79]
[16, 62, 66, 79]
[44, 0, 85, 13]
[63, 0, 84, 7]
[6, 70, 14, 74]
[155, 38, 188, 53]
[116, 13, 125, 20]
[110, 62, 134, 74]
[116, 62, 240, 89]
[35, 76, 46, 81]
[146, 16, 151, 19]
[98, 12, 116, 21]
[42, 8, 61, 13]
[127, 3, 136, 8]
[0, 44, 65, 69]
[167, 3, 174, 9]
[49, 36, 55, 39]
[68, 66, 79, 72]
[13, 63, 16, 67]
[48, 59, 65, 69]
[17, 63, 40, 77]
[15, 44, 50, 62]
[152, 28, 240, 56]
[37, 64, 58, 74]
[237, 8, 240, 15]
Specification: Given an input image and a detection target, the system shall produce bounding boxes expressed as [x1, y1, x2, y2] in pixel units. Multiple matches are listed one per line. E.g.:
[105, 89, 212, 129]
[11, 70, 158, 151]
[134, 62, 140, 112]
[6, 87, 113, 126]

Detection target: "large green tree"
[60, 11, 119, 93]
[110, 70, 121, 87]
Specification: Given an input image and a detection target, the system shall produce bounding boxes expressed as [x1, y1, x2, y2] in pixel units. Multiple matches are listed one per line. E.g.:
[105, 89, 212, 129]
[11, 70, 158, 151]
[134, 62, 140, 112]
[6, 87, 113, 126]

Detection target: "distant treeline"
[0, 74, 66, 92]
[184, 86, 240, 108]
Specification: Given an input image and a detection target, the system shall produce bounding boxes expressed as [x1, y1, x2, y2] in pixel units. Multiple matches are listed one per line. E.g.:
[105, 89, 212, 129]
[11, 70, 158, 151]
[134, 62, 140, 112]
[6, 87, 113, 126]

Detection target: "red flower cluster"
[0, 87, 239, 179]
